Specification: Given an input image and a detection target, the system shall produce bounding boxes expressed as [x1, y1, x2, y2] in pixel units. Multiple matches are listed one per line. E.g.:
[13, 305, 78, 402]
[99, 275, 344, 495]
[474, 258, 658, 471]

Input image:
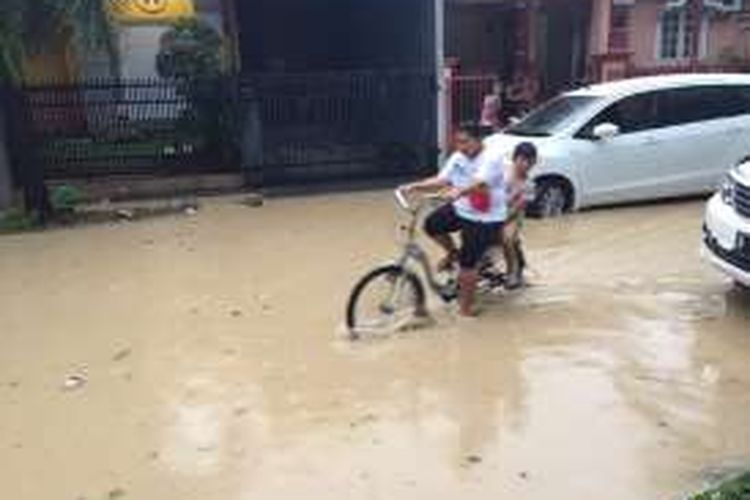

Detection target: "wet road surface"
[1, 192, 749, 499]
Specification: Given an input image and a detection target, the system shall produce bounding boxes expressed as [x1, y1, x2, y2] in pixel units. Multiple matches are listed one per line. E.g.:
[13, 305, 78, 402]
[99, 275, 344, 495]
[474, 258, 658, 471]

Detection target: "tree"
[65, 0, 120, 76]
[156, 18, 230, 153]
[0, 0, 117, 83]
[156, 18, 223, 80]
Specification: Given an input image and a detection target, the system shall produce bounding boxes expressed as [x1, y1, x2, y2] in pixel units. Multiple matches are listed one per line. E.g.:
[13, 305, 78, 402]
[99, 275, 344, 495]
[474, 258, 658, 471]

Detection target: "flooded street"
[1, 192, 749, 500]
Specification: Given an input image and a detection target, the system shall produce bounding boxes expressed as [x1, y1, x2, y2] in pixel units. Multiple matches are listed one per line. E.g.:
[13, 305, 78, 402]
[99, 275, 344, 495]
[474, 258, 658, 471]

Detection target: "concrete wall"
[118, 25, 169, 79]
[445, 3, 515, 74]
[630, 0, 662, 68]
[706, 13, 750, 63]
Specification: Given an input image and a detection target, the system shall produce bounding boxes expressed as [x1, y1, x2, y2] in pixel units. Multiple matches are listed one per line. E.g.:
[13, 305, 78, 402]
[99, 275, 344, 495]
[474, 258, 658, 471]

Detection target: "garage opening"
[234, 0, 440, 187]
[445, 0, 592, 131]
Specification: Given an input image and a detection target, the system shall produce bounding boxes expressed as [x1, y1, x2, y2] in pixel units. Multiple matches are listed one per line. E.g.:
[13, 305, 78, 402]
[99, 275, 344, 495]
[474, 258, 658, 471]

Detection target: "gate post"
[239, 81, 264, 188]
[0, 90, 13, 211]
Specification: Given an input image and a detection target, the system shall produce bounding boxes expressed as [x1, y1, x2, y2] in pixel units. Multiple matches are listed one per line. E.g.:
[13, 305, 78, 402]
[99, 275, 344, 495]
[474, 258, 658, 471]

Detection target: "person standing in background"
[479, 79, 505, 132]
[505, 72, 540, 119]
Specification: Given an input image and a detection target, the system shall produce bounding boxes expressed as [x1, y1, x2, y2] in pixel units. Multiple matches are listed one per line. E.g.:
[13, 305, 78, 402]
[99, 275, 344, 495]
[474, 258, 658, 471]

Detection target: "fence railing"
[445, 74, 495, 131]
[6, 78, 238, 180]
[4, 71, 438, 186]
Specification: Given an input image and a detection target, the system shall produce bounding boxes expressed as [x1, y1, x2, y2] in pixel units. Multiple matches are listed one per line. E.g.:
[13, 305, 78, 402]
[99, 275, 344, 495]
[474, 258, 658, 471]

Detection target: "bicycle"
[345, 188, 508, 340]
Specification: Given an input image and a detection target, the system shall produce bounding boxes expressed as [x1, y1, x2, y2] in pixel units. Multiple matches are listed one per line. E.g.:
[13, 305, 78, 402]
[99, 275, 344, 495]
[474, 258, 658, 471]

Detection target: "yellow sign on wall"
[109, 0, 195, 24]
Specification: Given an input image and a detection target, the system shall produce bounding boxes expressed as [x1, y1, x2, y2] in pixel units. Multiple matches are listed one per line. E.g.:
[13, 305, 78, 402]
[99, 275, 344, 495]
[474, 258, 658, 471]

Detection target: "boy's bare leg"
[503, 223, 522, 287]
[430, 234, 459, 270]
[458, 268, 479, 316]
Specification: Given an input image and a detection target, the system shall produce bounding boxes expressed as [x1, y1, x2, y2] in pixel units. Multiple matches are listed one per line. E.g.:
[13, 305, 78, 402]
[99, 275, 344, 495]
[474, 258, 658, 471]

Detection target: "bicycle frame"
[392, 189, 456, 301]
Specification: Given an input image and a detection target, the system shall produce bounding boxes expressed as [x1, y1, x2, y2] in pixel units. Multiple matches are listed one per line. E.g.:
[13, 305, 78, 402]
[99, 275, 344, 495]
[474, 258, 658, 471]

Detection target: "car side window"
[737, 86, 750, 114]
[658, 85, 750, 127]
[577, 92, 659, 138]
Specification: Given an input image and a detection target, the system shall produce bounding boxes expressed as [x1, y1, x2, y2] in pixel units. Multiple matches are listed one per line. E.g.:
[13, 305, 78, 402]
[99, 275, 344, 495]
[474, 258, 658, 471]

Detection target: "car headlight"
[720, 175, 736, 206]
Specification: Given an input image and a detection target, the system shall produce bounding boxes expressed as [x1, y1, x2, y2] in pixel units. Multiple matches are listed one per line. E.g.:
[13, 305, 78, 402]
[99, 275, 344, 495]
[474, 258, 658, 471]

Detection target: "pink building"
[446, 0, 750, 117]
[593, 0, 750, 81]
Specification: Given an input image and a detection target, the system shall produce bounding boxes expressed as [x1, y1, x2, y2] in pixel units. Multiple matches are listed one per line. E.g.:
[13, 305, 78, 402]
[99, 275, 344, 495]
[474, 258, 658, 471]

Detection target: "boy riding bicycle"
[401, 124, 506, 317]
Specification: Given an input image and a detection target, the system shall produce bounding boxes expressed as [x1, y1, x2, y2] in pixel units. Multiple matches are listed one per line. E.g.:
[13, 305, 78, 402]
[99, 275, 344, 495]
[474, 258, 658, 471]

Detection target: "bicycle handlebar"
[394, 188, 411, 212]
[394, 188, 450, 214]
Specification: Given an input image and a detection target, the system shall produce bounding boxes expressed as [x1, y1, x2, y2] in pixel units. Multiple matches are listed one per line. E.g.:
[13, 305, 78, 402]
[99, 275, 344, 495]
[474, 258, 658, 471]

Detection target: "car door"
[570, 91, 665, 206]
[653, 85, 747, 196]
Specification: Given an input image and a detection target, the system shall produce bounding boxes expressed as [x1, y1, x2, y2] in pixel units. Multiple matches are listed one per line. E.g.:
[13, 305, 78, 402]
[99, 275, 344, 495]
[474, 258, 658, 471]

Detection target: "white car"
[485, 74, 750, 217]
[703, 160, 750, 288]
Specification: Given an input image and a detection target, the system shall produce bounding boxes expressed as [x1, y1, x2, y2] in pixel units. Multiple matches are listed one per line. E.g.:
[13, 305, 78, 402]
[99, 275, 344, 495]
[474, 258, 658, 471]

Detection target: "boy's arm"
[402, 176, 450, 194]
[402, 153, 458, 193]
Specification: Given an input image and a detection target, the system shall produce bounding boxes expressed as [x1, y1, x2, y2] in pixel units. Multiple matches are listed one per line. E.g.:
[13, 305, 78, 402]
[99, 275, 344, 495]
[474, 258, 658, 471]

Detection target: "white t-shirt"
[438, 148, 507, 223]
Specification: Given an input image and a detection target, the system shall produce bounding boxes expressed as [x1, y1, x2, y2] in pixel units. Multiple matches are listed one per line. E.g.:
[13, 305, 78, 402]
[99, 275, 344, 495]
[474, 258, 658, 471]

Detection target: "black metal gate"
[240, 70, 438, 186]
[4, 71, 438, 188]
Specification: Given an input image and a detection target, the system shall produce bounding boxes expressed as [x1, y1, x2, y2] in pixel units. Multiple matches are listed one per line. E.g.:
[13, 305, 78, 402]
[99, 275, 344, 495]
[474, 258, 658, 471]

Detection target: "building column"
[689, 0, 704, 70]
[591, 0, 613, 57]
[513, 3, 533, 73]
[435, 0, 447, 159]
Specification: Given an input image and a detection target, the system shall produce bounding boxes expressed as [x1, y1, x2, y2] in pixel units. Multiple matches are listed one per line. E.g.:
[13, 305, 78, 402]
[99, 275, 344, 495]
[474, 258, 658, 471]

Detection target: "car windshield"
[506, 95, 601, 137]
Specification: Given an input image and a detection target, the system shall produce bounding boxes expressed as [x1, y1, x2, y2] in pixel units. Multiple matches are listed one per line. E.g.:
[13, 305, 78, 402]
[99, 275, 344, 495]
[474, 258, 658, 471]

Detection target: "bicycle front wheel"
[346, 265, 426, 339]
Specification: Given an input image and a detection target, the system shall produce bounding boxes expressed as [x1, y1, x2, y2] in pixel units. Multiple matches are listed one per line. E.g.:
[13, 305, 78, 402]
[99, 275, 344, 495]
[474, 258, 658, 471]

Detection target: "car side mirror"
[592, 123, 620, 141]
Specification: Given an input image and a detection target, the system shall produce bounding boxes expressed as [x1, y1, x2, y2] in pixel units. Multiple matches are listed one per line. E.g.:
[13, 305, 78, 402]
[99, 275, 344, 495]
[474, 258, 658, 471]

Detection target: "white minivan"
[485, 74, 750, 217]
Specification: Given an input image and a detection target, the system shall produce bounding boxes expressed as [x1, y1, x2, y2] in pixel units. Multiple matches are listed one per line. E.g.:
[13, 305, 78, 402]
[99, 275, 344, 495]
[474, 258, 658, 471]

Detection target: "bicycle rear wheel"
[346, 265, 426, 340]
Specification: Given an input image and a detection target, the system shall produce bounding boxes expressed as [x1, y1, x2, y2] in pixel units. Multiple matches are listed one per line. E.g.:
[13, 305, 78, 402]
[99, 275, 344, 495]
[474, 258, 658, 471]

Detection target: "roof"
[567, 73, 750, 99]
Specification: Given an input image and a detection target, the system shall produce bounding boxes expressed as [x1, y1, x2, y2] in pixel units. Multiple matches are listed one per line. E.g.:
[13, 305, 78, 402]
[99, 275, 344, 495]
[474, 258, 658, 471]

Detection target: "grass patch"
[0, 208, 39, 233]
[692, 472, 750, 500]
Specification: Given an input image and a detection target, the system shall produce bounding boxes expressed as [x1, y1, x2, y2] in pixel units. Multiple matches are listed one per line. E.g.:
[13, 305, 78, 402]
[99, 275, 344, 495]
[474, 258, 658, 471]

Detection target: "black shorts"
[424, 204, 503, 270]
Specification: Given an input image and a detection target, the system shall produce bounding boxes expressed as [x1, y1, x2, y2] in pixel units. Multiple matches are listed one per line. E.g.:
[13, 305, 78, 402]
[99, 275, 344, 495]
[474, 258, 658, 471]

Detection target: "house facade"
[7, 0, 750, 195]
[592, 0, 750, 80]
[446, 0, 750, 108]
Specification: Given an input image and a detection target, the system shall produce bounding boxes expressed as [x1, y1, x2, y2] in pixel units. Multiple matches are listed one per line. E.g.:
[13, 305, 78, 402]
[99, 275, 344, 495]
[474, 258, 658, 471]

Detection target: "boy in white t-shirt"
[401, 124, 506, 317]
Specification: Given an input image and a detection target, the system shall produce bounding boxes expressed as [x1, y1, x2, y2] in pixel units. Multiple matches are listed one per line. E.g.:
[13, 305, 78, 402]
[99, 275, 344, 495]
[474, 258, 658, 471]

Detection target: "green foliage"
[156, 19, 223, 81]
[156, 19, 229, 149]
[0, 0, 27, 82]
[692, 473, 750, 500]
[0, 0, 116, 83]
[50, 185, 84, 214]
[0, 207, 38, 232]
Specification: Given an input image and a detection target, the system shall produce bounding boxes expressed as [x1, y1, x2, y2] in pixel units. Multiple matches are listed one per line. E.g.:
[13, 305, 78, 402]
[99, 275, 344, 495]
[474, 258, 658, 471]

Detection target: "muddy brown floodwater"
[1, 192, 749, 500]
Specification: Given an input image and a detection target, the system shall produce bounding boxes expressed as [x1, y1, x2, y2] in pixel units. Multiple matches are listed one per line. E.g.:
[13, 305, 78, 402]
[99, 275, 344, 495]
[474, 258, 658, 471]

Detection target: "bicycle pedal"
[438, 287, 458, 303]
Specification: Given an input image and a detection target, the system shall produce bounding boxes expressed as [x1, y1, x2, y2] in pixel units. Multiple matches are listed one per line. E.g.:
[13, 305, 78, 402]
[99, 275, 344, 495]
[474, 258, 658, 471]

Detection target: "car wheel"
[533, 179, 571, 218]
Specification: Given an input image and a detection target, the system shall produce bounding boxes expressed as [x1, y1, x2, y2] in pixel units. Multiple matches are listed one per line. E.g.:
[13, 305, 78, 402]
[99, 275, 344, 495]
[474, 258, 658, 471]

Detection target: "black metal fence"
[2, 71, 438, 188]
[4, 79, 238, 179]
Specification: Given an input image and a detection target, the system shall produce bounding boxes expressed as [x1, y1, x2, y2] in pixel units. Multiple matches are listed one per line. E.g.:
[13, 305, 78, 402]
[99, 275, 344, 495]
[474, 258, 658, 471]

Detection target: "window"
[505, 95, 602, 138]
[577, 92, 660, 138]
[659, 86, 750, 126]
[658, 9, 704, 60]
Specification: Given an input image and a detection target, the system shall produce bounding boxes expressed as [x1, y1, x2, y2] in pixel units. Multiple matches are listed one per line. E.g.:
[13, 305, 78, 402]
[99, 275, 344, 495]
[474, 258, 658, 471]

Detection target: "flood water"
[1, 192, 749, 499]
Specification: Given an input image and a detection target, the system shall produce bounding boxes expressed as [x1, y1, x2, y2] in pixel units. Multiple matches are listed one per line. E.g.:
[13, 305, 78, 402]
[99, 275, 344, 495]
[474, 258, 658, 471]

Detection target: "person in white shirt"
[401, 124, 506, 317]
